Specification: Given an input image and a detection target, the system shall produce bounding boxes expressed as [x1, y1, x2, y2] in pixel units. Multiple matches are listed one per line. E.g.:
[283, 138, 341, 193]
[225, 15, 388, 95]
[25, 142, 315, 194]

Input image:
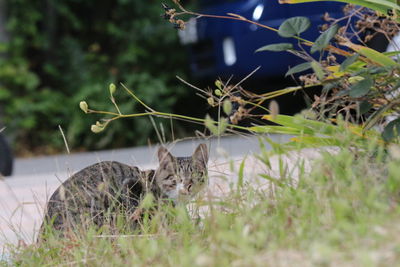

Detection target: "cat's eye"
[164, 174, 173, 180]
[187, 184, 192, 191]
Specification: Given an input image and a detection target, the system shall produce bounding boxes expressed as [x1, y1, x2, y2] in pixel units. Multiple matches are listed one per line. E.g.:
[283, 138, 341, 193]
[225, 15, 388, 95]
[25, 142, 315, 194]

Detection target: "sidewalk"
[12, 135, 277, 176]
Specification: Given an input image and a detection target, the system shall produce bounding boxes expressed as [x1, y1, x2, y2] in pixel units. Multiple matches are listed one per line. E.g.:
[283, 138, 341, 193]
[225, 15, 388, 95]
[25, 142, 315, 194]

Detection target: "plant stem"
[120, 83, 156, 112]
[176, 4, 361, 59]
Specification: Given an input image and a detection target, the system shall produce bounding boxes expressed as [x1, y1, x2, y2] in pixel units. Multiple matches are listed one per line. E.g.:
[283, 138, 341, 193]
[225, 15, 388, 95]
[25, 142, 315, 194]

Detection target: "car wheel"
[366, 33, 389, 53]
[366, 31, 400, 56]
[0, 133, 13, 176]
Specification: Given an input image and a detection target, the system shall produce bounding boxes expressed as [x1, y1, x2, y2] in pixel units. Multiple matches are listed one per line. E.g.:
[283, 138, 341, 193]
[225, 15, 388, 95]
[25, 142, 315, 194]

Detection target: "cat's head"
[155, 144, 208, 202]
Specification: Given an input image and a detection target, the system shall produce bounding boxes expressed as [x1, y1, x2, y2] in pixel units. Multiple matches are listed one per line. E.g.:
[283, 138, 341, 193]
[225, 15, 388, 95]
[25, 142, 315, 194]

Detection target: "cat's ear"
[158, 146, 174, 167]
[192, 144, 208, 167]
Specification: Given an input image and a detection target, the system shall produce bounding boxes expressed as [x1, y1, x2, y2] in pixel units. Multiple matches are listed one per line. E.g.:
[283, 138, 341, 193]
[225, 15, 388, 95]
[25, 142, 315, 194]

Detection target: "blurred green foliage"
[0, 0, 189, 154]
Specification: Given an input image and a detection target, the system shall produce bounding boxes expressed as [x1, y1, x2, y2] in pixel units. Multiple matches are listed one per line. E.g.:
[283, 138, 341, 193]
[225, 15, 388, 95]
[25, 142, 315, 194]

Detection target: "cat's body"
[38, 144, 208, 239]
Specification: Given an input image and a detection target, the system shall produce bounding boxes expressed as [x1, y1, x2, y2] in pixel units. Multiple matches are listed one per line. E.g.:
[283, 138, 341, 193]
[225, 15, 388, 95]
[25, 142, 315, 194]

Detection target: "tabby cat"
[38, 144, 208, 239]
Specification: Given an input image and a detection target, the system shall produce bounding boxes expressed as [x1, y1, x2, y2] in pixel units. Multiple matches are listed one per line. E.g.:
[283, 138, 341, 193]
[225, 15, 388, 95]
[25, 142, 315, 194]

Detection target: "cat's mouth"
[176, 183, 190, 195]
[165, 188, 191, 203]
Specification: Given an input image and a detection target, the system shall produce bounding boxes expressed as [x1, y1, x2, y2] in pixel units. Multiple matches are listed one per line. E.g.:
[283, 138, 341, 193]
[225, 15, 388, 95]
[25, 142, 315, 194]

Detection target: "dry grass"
[2, 139, 400, 266]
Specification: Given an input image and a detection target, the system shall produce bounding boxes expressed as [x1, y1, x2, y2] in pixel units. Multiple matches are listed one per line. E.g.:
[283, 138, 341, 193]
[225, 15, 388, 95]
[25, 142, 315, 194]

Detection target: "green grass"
[3, 137, 400, 266]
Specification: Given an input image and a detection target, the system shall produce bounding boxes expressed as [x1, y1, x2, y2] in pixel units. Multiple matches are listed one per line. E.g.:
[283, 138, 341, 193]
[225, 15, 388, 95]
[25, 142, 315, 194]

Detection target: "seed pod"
[79, 101, 88, 113]
[214, 89, 222, 97]
[175, 19, 185, 30]
[205, 114, 219, 135]
[223, 99, 232, 115]
[91, 124, 104, 133]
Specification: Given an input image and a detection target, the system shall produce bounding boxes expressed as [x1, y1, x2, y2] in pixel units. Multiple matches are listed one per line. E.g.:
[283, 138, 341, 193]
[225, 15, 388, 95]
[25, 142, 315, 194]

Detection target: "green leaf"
[383, 51, 400, 57]
[0, 87, 11, 100]
[237, 157, 246, 190]
[285, 62, 311, 77]
[261, 114, 339, 136]
[311, 24, 339, 53]
[349, 77, 373, 98]
[311, 61, 325, 80]
[278, 16, 311, 38]
[382, 118, 400, 142]
[322, 82, 339, 93]
[259, 174, 285, 187]
[340, 54, 359, 71]
[256, 43, 294, 52]
[250, 125, 303, 135]
[290, 136, 342, 147]
[351, 44, 398, 66]
[368, 66, 392, 74]
[336, 90, 349, 97]
[359, 101, 373, 115]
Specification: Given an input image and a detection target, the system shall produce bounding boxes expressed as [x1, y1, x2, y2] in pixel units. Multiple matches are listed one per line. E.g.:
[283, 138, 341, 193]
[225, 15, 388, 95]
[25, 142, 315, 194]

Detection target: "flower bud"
[214, 89, 222, 97]
[91, 124, 104, 133]
[207, 97, 215, 106]
[109, 83, 116, 95]
[79, 101, 88, 113]
[215, 80, 223, 90]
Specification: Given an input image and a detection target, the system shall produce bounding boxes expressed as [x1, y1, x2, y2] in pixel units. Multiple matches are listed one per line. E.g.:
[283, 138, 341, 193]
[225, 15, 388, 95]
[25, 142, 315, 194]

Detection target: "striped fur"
[38, 144, 208, 239]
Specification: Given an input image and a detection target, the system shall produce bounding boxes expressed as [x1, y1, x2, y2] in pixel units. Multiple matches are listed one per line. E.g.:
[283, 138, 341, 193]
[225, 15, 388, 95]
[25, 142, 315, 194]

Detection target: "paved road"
[0, 134, 290, 248]
[13, 135, 290, 176]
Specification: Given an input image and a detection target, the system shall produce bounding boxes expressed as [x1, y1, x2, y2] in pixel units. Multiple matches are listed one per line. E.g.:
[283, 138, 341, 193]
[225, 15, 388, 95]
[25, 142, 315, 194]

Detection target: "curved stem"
[97, 110, 251, 132]
[186, 11, 312, 45]
[88, 110, 120, 116]
[120, 83, 156, 112]
[176, 4, 362, 59]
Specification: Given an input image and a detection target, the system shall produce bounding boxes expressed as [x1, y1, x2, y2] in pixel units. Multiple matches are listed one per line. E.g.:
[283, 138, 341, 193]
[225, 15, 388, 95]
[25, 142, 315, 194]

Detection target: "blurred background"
[0, 0, 198, 158]
[0, 0, 348, 163]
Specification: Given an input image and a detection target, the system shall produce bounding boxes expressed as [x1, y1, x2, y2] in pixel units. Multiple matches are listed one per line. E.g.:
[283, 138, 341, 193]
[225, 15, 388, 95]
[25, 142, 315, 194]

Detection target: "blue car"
[179, 0, 346, 79]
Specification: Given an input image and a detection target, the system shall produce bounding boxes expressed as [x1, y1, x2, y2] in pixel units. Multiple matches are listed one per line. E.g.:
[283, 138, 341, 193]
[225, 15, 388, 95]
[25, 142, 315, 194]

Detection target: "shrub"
[0, 0, 189, 154]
